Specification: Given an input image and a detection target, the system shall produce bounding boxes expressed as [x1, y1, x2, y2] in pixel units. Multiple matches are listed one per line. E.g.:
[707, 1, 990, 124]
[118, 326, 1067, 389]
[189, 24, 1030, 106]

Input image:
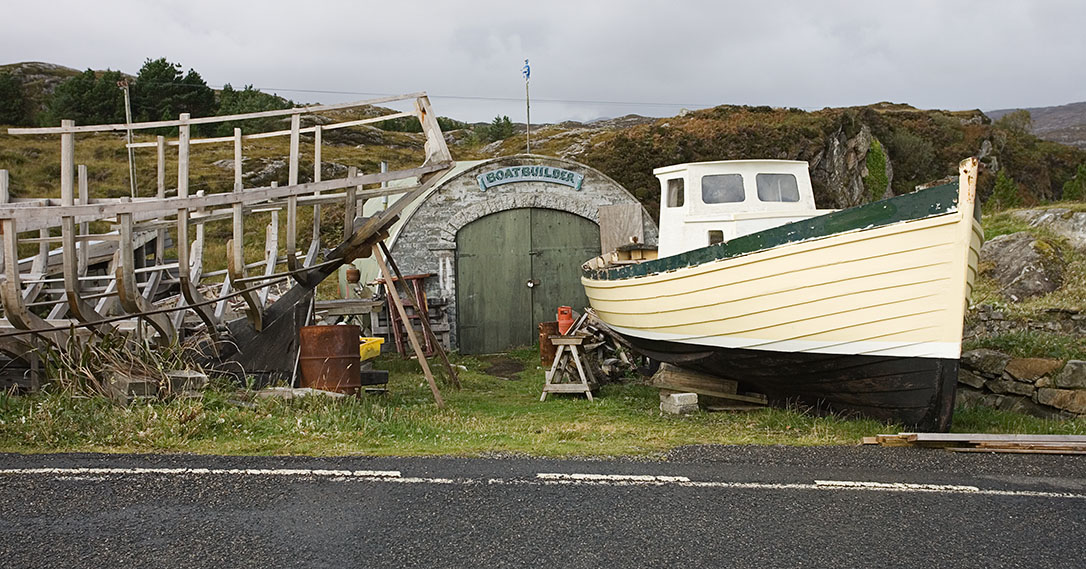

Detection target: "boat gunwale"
[583, 181, 961, 281]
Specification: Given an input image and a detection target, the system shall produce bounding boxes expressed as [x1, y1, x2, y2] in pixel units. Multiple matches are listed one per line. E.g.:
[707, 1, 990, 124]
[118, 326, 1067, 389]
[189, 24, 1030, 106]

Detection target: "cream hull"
[582, 159, 981, 430]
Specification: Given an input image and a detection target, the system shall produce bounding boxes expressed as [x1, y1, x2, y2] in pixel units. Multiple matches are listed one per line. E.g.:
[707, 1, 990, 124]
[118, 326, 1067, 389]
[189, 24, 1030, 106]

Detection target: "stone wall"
[966, 304, 1086, 338]
[957, 349, 1086, 418]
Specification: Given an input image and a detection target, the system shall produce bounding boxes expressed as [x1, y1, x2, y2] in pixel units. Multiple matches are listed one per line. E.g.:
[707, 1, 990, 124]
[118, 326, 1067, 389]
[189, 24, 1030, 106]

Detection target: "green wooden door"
[456, 208, 600, 354]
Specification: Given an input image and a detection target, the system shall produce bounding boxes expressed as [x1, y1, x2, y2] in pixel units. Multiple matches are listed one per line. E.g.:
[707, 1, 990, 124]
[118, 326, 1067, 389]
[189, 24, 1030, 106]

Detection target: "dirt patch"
[481, 356, 525, 380]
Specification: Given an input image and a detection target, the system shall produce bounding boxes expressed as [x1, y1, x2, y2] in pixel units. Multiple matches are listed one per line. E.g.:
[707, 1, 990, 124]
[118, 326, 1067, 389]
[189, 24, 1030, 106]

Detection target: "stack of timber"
[651, 363, 768, 411]
[561, 310, 645, 382]
[0, 92, 454, 385]
[864, 433, 1086, 455]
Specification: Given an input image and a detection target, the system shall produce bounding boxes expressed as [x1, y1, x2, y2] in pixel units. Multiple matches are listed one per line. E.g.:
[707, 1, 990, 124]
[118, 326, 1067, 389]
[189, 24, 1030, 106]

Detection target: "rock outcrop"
[809, 124, 893, 208]
[979, 232, 1064, 301]
[1009, 208, 1086, 251]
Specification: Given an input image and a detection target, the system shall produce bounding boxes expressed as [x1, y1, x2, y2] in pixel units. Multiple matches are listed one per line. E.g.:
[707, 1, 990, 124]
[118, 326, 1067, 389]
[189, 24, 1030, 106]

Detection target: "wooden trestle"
[0, 93, 453, 385]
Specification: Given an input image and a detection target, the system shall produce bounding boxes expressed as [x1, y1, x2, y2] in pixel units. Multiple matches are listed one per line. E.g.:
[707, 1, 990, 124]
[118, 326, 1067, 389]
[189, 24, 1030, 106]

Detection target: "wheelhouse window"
[756, 173, 800, 202]
[666, 178, 685, 207]
[702, 174, 744, 203]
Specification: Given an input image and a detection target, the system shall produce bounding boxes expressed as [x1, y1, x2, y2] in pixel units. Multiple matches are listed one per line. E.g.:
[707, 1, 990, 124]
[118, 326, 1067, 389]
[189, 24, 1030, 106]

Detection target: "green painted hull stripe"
[585, 182, 960, 281]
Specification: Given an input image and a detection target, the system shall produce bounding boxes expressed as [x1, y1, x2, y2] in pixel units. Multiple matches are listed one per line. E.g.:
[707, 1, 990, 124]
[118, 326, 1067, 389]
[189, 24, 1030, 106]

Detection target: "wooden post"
[286, 114, 301, 278]
[155, 135, 166, 263]
[59, 120, 108, 331]
[77, 164, 89, 276]
[0, 170, 6, 272]
[373, 243, 444, 408]
[233, 128, 243, 190]
[345, 166, 358, 236]
[378, 241, 460, 389]
[174, 113, 221, 345]
[308, 125, 322, 265]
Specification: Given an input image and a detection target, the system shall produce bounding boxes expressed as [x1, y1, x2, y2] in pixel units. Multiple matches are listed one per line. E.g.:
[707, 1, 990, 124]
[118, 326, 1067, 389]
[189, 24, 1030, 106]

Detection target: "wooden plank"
[903, 433, 1086, 443]
[286, 115, 301, 281]
[0, 170, 6, 272]
[9, 92, 427, 134]
[415, 95, 453, 166]
[651, 363, 739, 394]
[0, 163, 450, 222]
[125, 111, 416, 148]
[258, 209, 279, 306]
[233, 128, 243, 190]
[543, 383, 593, 393]
[77, 165, 89, 275]
[373, 243, 444, 408]
[345, 167, 358, 237]
[946, 447, 1086, 455]
[311, 125, 322, 253]
[598, 203, 645, 254]
[378, 241, 459, 388]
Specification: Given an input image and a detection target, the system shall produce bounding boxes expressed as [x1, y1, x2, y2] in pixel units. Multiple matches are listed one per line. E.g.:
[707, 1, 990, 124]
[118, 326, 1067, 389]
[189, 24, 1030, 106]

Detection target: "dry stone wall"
[957, 348, 1086, 418]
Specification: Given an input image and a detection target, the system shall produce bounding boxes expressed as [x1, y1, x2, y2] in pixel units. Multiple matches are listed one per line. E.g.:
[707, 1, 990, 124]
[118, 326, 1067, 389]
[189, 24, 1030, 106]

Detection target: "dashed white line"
[0, 467, 402, 478]
[537, 473, 691, 483]
[0, 468, 1082, 499]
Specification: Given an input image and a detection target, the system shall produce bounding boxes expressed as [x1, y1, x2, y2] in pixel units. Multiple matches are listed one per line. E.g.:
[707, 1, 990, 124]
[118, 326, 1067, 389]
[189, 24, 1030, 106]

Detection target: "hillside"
[988, 101, 1086, 149]
[477, 103, 1086, 215]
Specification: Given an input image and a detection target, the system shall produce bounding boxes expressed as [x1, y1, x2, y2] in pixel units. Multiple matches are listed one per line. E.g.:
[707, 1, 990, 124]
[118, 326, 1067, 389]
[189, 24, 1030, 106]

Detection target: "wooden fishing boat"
[582, 157, 982, 431]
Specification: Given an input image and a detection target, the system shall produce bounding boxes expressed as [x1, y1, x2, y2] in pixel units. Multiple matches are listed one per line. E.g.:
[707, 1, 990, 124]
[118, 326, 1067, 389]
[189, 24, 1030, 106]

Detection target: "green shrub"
[862, 138, 889, 201]
[1062, 163, 1086, 201]
[988, 170, 1021, 211]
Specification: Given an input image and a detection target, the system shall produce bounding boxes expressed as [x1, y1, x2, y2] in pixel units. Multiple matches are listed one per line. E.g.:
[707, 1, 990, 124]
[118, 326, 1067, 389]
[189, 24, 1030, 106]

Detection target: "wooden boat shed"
[363, 155, 656, 354]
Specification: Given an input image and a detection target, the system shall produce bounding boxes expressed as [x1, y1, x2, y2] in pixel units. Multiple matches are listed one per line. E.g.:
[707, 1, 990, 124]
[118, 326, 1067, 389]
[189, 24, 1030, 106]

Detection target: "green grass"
[1, 348, 1082, 457]
[963, 330, 1086, 360]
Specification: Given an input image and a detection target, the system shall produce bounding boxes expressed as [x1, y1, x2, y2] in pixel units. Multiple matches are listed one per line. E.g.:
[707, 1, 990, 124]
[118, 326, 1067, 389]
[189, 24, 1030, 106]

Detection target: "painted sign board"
[476, 166, 584, 191]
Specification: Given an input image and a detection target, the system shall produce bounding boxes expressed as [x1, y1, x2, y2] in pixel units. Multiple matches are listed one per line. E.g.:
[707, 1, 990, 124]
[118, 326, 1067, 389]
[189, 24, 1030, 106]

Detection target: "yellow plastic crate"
[359, 337, 384, 361]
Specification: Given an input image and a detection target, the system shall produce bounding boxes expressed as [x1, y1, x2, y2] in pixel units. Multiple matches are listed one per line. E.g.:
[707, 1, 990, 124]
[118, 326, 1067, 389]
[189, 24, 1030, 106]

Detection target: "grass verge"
[1, 348, 1082, 457]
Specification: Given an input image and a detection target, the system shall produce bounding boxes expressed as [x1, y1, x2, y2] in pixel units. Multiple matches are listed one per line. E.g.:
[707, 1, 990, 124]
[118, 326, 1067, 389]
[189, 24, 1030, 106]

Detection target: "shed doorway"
[456, 208, 600, 354]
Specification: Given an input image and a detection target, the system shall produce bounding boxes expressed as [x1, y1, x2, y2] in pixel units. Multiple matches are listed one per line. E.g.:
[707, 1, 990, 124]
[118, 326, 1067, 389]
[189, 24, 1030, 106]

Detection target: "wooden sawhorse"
[541, 334, 595, 401]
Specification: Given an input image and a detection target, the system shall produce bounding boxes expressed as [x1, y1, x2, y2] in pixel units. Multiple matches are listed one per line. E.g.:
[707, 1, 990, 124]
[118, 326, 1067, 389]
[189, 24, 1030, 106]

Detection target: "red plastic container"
[557, 306, 574, 335]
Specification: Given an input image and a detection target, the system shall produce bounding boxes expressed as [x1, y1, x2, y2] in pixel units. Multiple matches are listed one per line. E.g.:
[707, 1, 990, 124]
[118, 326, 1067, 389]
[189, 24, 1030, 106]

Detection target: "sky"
[2, 0, 1084, 123]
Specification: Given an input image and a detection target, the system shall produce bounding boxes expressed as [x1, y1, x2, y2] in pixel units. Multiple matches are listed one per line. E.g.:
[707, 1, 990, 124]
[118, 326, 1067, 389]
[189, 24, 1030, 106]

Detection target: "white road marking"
[0, 467, 402, 478]
[0, 468, 1082, 499]
[815, 480, 979, 492]
[537, 473, 691, 483]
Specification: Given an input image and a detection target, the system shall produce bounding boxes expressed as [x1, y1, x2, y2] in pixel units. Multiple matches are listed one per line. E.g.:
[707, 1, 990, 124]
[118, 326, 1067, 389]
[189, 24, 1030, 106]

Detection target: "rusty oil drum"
[299, 324, 362, 394]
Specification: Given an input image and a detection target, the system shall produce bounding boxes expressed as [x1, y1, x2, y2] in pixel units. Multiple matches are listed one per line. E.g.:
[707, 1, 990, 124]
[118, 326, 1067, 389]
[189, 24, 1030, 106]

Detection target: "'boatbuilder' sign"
[476, 166, 584, 191]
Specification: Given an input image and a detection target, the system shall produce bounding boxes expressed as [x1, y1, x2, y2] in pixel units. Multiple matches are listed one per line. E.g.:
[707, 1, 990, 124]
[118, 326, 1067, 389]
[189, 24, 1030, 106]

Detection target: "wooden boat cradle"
[0, 93, 454, 378]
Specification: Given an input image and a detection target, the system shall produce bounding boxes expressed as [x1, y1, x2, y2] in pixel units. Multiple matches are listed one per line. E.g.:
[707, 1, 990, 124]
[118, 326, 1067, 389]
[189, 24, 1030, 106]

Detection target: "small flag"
[522, 59, 530, 81]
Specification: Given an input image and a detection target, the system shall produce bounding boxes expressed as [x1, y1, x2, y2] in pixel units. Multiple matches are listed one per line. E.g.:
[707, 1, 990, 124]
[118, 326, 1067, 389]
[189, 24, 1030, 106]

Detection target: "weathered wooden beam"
[173, 114, 221, 347]
[286, 114, 301, 281]
[9, 92, 426, 135]
[373, 243, 444, 408]
[59, 122, 113, 335]
[125, 111, 417, 148]
[378, 241, 459, 389]
[0, 162, 451, 223]
[308, 125, 322, 265]
[259, 208, 279, 306]
[345, 166, 358, 238]
[115, 214, 174, 341]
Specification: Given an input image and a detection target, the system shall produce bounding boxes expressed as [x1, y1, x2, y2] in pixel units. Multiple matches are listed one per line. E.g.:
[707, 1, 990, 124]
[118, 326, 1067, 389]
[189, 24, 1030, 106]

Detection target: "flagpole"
[526, 79, 531, 153]
[523, 58, 531, 154]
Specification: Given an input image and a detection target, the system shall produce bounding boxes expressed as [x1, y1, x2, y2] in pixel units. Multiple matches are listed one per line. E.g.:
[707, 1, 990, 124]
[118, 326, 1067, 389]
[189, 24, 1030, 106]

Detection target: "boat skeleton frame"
[0, 92, 454, 382]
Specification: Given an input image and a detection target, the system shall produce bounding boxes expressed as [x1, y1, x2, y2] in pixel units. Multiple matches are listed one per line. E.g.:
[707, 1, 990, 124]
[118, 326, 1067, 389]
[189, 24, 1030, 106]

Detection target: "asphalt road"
[0, 446, 1083, 568]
